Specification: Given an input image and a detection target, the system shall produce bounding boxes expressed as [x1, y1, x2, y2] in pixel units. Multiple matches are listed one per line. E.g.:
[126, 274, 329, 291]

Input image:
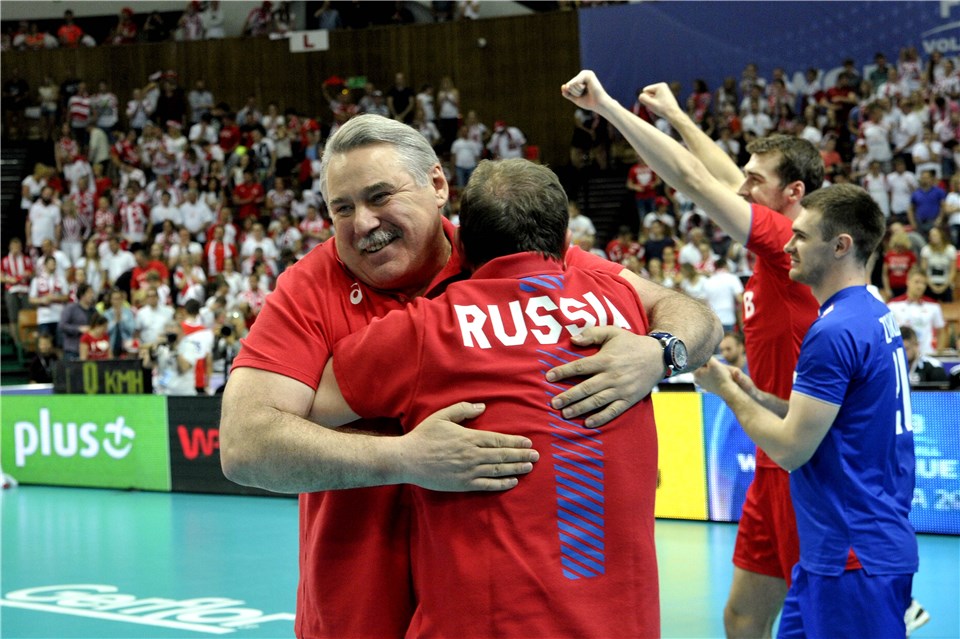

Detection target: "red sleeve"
[332, 304, 424, 421]
[746, 203, 794, 262]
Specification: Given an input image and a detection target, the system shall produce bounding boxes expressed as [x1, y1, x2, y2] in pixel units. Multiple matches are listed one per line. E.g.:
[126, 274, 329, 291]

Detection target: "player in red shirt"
[220, 115, 721, 639]
[562, 71, 823, 639]
[315, 159, 661, 637]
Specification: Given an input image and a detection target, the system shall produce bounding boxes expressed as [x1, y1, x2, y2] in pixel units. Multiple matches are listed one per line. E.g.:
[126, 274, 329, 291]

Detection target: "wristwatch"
[649, 331, 688, 379]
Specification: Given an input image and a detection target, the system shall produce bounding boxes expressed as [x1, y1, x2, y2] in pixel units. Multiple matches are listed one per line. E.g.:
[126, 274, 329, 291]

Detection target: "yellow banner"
[653, 392, 707, 520]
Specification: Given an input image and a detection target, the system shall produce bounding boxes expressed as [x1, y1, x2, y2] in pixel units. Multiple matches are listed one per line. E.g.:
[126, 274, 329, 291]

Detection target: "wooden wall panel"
[1, 12, 582, 166]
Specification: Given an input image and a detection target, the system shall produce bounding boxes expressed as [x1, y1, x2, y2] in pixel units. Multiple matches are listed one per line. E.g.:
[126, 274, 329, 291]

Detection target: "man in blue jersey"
[695, 183, 918, 639]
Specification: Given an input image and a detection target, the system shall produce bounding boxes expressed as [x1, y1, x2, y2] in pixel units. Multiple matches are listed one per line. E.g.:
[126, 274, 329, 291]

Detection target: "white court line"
[0, 600, 234, 635]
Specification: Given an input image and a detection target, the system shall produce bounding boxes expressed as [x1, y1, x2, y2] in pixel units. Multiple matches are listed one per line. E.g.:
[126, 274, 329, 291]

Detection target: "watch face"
[672, 341, 688, 371]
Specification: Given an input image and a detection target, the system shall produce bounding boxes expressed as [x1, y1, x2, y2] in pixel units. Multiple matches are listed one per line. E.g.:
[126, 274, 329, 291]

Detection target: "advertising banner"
[700, 390, 960, 535]
[910, 392, 960, 535]
[702, 393, 755, 523]
[167, 396, 289, 497]
[1, 395, 170, 491]
[652, 392, 708, 520]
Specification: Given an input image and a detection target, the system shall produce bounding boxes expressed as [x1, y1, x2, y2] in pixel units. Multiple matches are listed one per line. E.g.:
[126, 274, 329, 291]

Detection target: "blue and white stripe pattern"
[518, 274, 565, 294]
[524, 273, 607, 580]
[538, 345, 607, 581]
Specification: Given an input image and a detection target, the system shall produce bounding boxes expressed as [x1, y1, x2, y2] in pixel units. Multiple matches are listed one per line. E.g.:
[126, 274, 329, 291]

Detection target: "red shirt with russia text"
[744, 204, 818, 468]
[333, 253, 659, 638]
[232, 218, 622, 639]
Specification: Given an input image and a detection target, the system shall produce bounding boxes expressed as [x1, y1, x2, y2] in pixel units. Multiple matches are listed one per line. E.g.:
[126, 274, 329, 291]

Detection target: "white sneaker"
[905, 599, 930, 637]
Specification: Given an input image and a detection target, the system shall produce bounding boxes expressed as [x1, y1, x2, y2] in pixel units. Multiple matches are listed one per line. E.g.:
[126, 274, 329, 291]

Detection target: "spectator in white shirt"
[566, 201, 596, 246]
[150, 190, 183, 233]
[167, 227, 204, 267]
[240, 223, 279, 260]
[451, 126, 483, 188]
[26, 186, 62, 253]
[102, 235, 137, 286]
[703, 260, 744, 333]
[179, 188, 215, 240]
[888, 271, 946, 356]
[135, 286, 175, 346]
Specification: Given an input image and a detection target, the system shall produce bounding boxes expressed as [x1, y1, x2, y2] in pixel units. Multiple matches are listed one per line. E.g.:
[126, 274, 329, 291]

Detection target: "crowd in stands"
[1, 1, 623, 51]
[562, 46, 960, 384]
[3, 23, 959, 388]
[1, 58, 532, 393]
[4, 3, 230, 50]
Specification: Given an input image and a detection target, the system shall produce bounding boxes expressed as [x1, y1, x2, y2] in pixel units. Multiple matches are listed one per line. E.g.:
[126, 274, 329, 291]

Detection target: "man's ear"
[785, 180, 805, 204]
[431, 163, 449, 208]
[835, 233, 854, 259]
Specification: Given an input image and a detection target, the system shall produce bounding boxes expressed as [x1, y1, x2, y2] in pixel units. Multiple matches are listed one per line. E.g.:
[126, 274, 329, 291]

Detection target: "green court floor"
[2, 486, 958, 638]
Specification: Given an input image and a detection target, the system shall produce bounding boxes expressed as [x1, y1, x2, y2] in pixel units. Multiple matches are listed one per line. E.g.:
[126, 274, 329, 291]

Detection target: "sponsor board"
[1, 395, 170, 491]
[700, 390, 960, 535]
[909, 392, 960, 535]
[167, 396, 289, 497]
[0, 584, 294, 635]
[702, 393, 755, 523]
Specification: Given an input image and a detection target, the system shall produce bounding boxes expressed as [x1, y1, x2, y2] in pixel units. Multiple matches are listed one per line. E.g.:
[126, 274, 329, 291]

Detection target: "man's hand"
[547, 327, 663, 428]
[638, 82, 685, 121]
[397, 402, 540, 492]
[693, 358, 737, 397]
[729, 366, 759, 400]
[561, 70, 612, 112]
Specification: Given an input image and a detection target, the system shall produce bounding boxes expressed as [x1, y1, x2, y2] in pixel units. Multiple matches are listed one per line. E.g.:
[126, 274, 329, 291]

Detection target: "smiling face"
[326, 144, 449, 295]
[738, 151, 792, 214]
[784, 207, 833, 288]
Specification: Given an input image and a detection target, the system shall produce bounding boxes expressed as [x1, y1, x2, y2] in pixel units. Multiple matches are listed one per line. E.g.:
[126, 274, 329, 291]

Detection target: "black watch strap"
[649, 331, 683, 378]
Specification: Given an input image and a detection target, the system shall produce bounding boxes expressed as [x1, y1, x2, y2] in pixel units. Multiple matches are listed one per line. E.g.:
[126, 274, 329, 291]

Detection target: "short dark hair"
[801, 184, 885, 265]
[746, 134, 824, 197]
[900, 325, 917, 342]
[458, 159, 568, 266]
[89, 313, 109, 328]
[184, 299, 201, 316]
[76, 283, 91, 299]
